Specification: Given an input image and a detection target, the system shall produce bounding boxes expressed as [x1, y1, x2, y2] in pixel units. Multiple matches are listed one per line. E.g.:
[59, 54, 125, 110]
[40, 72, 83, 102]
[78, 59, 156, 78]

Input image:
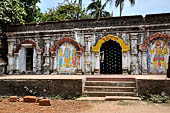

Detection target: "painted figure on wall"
[64, 43, 71, 67]
[58, 48, 63, 68]
[57, 42, 77, 74]
[72, 50, 77, 67]
[147, 39, 170, 74]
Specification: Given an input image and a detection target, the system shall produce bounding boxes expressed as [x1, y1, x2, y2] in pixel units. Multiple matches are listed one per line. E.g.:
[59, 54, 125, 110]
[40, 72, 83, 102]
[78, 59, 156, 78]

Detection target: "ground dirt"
[0, 98, 170, 113]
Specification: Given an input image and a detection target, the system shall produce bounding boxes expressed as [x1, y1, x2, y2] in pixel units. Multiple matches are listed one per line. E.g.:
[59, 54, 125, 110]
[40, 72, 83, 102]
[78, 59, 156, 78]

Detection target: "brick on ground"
[24, 96, 37, 103]
[19, 98, 24, 102]
[39, 99, 51, 106]
[36, 97, 44, 103]
[9, 96, 18, 102]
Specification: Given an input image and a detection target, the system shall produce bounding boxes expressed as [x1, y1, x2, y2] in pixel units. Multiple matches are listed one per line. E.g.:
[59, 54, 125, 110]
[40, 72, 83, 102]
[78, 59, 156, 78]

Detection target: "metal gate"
[100, 40, 122, 74]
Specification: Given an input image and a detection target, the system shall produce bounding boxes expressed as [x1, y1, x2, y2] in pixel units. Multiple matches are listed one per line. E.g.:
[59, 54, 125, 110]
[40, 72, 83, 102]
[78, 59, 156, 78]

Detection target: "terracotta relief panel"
[57, 42, 77, 74]
[147, 39, 170, 74]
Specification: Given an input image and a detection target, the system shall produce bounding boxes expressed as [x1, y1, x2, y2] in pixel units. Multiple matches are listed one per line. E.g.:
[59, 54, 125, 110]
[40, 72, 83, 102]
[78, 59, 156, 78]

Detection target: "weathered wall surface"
[0, 79, 82, 97]
[5, 13, 170, 75]
[137, 79, 170, 96]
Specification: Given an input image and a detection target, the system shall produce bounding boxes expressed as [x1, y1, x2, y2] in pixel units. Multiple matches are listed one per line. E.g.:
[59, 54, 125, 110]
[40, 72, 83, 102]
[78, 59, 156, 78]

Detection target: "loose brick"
[36, 97, 44, 103]
[19, 98, 24, 102]
[9, 96, 18, 102]
[24, 96, 37, 103]
[39, 99, 51, 106]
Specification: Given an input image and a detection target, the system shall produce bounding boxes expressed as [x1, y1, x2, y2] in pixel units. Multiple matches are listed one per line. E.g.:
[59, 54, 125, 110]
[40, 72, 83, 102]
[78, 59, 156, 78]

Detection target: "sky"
[37, 0, 170, 17]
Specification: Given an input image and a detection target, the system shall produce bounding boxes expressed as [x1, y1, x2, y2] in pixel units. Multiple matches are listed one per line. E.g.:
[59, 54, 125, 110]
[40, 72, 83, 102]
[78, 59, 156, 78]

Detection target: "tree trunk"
[120, 2, 122, 16]
[79, 0, 82, 8]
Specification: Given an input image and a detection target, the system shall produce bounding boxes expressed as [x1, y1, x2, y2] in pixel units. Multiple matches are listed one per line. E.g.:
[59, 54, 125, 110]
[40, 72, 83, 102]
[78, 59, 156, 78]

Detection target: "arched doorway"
[100, 40, 122, 74]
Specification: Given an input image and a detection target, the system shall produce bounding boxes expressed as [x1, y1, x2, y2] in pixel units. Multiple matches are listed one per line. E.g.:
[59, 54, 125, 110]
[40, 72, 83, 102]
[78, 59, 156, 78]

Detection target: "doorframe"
[91, 35, 130, 75]
[100, 40, 122, 74]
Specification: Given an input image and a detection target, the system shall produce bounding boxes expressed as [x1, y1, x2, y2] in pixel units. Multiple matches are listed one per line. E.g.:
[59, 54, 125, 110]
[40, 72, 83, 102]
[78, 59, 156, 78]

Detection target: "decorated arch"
[50, 37, 84, 74]
[50, 37, 84, 53]
[91, 35, 130, 52]
[14, 40, 43, 53]
[144, 33, 170, 74]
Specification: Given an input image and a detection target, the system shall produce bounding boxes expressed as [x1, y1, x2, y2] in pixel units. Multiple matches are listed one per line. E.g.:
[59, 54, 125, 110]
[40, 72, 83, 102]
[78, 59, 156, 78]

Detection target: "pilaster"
[130, 33, 139, 75]
[51, 52, 57, 75]
[122, 52, 128, 75]
[84, 35, 92, 75]
[7, 38, 15, 74]
[94, 52, 100, 75]
[142, 50, 148, 75]
[43, 35, 50, 74]
[77, 51, 82, 74]
[37, 52, 42, 74]
[14, 53, 19, 74]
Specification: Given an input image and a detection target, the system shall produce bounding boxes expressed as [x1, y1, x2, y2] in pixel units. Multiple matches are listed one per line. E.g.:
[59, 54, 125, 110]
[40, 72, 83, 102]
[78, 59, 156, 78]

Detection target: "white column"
[94, 52, 100, 75]
[142, 50, 148, 74]
[43, 36, 50, 74]
[37, 52, 42, 74]
[130, 33, 139, 75]
[52, 52, 57, 74]
[77, 51, 82, 74]
[7, 38, 15, 74]
[14, 53, 19, 74]
[122, 52, 128, 74]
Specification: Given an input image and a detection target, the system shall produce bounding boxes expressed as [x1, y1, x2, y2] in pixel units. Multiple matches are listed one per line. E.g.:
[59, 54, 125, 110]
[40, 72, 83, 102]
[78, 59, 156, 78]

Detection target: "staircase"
[80, 76, 140, 101]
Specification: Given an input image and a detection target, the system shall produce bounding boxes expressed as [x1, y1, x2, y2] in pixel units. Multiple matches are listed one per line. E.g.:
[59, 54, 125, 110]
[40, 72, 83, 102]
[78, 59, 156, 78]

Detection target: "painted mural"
[147, 39, 170, 74]
[57, 42, 77, 74]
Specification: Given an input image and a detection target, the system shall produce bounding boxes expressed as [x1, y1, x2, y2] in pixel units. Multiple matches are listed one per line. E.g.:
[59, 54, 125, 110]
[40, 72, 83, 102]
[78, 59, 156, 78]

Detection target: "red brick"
[39, 99, 51, 106]
[9, 96, 18, 102]
[24, 96, 37, 103]
[36, 97, 44, 103]
[19, 98, 24, 102]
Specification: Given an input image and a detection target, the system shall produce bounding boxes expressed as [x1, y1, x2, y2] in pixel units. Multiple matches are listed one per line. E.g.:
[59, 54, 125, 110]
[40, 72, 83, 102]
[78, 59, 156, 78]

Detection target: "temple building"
[1, 13, 170, 75]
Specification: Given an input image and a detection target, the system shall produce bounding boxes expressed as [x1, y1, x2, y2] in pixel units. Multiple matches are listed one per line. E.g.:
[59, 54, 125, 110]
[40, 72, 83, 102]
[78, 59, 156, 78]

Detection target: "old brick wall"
[136, 79, 170, 96]
[0, 79, 82, 97]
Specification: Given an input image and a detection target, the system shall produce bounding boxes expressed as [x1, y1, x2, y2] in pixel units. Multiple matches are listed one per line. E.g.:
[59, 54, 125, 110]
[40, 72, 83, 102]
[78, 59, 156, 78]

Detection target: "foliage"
[140, 92, 170, 103]
[0, 0, 42, 32]
[114, 0, 135, 16]
[24, 86, 37, 96]
[18, 0, 43, 23]
[0, 0, 26, 30]
[54, 95, 63, 100]
[117, 100, 130, 106]
[53, 95, 77, 100]
[42, 0, 91, 22]
[87, 0, 110, 19]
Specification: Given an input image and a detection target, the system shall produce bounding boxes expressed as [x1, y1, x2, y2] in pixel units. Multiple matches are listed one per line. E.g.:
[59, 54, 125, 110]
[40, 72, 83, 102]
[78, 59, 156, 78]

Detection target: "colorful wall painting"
[57, 42, 77, 74]
[147, 39, 170, 74]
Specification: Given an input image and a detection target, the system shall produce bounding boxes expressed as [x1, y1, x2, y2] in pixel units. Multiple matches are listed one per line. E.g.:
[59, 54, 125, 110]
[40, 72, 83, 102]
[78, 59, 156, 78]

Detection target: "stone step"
[105, 96, 141, 101]
[86, 77, 135, 82]
[83, 91, 136, 97]
[76, 96, 141, 101]
[84, 86, 135, 92]
[85, 81, 135, 87]
[77, 97, 105, 101]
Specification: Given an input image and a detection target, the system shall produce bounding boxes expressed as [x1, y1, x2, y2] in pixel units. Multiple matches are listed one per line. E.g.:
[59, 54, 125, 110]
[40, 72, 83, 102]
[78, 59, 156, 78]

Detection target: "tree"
[87, 0, 110, 19]
[18, 0, 42, 23]
[114, 0, 135, 16]
[43, 0, 91, 22]
[0, 0, 27, 31]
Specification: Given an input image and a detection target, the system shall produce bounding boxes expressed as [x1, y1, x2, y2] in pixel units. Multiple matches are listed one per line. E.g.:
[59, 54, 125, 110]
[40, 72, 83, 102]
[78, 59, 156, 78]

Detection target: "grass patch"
[117, 100, 130, 106]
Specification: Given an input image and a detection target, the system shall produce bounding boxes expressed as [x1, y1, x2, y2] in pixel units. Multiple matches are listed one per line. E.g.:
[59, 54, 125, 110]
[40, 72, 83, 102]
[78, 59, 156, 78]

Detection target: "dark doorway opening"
[100, 40, 122, 74]
[26, 48, 33, 71]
